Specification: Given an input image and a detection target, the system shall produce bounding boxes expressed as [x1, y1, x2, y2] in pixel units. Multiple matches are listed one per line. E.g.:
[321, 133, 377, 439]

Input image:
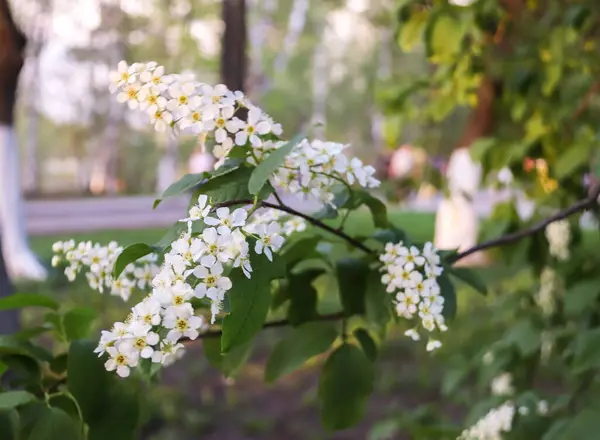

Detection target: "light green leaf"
[427, 14, 465, 62]
[354, 192, 389, 229]
[0, 293, 59, 312]
[573, 329, 600, 373]
[336, 258, 370, 316]
[281, 236, 322, 267]
[448, 267, 488, 295]
[504, 320, 540, 357]
[0, 391, 37, 410]
[265, 322, 338, 383]
[542, 64, 562, 96]
[469, 138, 496, 163]
[318, 343, 374, 430]
[153, 172, 207, 208]
[113, 243, 155, 279]
[555, 142, 593, 180]
[353, 328, 378, 362]
[398, 10, 428, 52]
[63, 308, 98, 341]
[204, 337, 254, 378]
[221, 253, 277, 353]
[248, 133, 304, 195]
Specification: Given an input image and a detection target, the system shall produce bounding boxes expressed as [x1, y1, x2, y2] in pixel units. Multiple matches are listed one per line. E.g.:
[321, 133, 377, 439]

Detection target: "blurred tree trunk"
[0, 0, 25, 332]
[247, 0, 276, 98]
[273, 0, 309, 75]
[221, 0, 247, 94]
[310, 20, 328, 139]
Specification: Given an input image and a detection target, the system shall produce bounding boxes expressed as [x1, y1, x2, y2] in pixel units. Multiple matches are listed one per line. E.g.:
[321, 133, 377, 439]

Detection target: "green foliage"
[265, 322, 338, 383]
[204, 338, 254, 378]
[0, 391, 37, 410]
[153, 172, 207, 208]
[113, 243, 155, 279]
[318, 343, 374, 430]
[0, 293, 59, 312]
[336, 258, 370, 316]
[248, 133, 304, 195]
[195, 166, 273, 203]
[62, 308, 98, 341]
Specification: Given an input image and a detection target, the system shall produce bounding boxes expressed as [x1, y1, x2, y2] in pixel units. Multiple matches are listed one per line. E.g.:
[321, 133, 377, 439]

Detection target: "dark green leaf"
[318, 343, 374, 430]
[365, 271, 393, 329]
[336, 258, 370, 316]
[265, 322, 338, 383]
[153, 172, 207, 208]
[1, 355, 42, 387]
[448, 267, 488, 295]
[0, 409, 18, 440]
[204, 337, 254, 378]
[0, 391, 37, 410]
[63, 308, 98, 341]
[68, 340, 141, 440]
[113, 243, 155, 279]
[372, 227, 409, 246]
[194, 166, 271, 203]
[573, 329, 600, 373]
[221, 253, 277, 353]
[0, 293, 59, 312]
[353, 329, 378, 362]
[0, 336, 52, 362]
[49, 354, 68, 375]
[555, 143, 593, 180]
[281, 236, 322, 267]
[351, 191, 389, 228]
[248, 133, 304, 195]
[504, 320, 540, 357]
[47, 395, 80, 421]
[564, 279, 600, 317]
[287, 269, 325, 326]
[437, 274, 456, 321]
[28, 406, 82, 440]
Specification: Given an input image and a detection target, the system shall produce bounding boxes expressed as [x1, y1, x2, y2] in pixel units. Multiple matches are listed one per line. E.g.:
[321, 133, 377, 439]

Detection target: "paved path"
[24, 191, 595, 236]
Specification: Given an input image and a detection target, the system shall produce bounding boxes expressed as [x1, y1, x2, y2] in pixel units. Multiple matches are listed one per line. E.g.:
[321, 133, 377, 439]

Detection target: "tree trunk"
[221, 0, 247, 94]
[434, 78, 496, 265]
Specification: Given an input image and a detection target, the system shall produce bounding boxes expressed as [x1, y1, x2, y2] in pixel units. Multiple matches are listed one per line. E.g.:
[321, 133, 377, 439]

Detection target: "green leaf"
[426, 13, 465, 62]
[195, 166, 273, 203]
[372, 227, 408, 246]
[0, 391, 37, 410]
[49, 354, 68, 375]
[221, 253, 277, 353]
[437, 273, 456, 321]
[353, 329, 378, 362]
[113, 243, 155, 279]
[287, 269, 325, 326]
[68, 340, 141, 440]
[28, 406, 82, 440]
[47, 395, 80, 422]
[564, 279, 600, 317]
[336, 258, 370, 316]
[265, 322, 338, 383]
[318, 343, 374, 430]
[504, 320, 540, 357]
[555, 142, 592, 180]
[248, 133, 304, 195]
[573, 329, 600, 373]
[63, 308, 98, 341]
[0, 336, 52, 362]
[365, 271, 393, 329]
[398, 9, 428, 52]
[153, 172, 207, 208]
[448, 267, 488, 295]
[204, 337, 254, 378]
[469, 138, 496, 163]
[1, 355, 42, 387]
[281, 236, 322, 267]
[0, 293, 59, 312]
[0, 409, 18, 440]
[354, 191, 389, 229]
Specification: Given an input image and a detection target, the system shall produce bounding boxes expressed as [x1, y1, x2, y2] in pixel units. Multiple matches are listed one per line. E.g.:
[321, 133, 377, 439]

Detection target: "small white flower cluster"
[491, 372, 514, 397]
[96, 195, 293, 377]
[51, 240, 159, 301]
[536, 267, 557, 317]
[457, 402, 515, 440]
[545, 219, 570, 261]
[109, 61, 380, 201]
[379, 241, 446, 351]
[457, 399, 549, 440]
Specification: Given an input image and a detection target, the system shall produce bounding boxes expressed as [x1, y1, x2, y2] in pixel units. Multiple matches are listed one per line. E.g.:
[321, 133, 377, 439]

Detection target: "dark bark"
[221, 0, 247, 93]
[0, 0, 24, 333]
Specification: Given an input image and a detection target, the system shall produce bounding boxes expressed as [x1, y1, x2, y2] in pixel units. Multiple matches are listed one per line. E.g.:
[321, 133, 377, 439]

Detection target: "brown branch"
[451, 185, 600, 263]
[216, 199, 375, 255]
[182, 312, 345, 344]
[574, 80, 600, 120]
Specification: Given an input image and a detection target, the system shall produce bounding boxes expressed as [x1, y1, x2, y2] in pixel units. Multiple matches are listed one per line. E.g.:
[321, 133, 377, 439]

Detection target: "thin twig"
[182, 312, 345, 344]
[451, 186, 600, 263]
[216, 199, 375, 255]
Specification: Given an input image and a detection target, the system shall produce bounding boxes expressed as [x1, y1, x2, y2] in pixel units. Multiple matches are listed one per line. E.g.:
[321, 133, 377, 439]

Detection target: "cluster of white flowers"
[95, 194, 313, 377]
[52, 240, 159, 301]
[379, 241, 446, 351]
[545, 219, 570, 261]
[109, 61, 379, 200]
[491, 372, 514, 397]
[457, 399, 549, 440]
[536, 267, 557, 317]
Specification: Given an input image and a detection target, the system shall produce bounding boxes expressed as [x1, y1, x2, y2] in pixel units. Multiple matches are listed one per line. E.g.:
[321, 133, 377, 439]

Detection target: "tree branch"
[216, 199, 375, 255]
[451, 185, 600, 263]
[182, 312, 345, 344]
